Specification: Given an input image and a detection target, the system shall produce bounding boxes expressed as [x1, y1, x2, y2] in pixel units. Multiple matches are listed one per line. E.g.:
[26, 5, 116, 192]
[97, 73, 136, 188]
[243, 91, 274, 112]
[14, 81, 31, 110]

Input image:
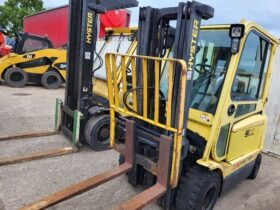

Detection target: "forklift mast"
[61, 0, 139, 141]
[106, 1, 214, 207]
[136, 2, 214, 131]
[107, 1, 214, 207]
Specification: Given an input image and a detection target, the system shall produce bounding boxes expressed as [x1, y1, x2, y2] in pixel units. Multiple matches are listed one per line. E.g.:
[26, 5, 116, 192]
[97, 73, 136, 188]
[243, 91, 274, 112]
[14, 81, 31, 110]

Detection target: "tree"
[0, 0, 44, 36]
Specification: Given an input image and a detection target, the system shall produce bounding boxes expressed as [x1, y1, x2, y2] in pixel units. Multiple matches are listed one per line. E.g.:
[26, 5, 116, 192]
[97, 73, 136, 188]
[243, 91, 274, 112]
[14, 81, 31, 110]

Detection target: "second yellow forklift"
[0, 2, 139, 166]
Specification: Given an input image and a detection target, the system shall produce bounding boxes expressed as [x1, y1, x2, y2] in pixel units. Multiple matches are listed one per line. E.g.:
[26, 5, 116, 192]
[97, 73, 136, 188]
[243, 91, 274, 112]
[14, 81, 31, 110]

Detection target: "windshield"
[94, 34, 134, 80]
[190, 29, 231, 114]
[160, 29, 232, 114]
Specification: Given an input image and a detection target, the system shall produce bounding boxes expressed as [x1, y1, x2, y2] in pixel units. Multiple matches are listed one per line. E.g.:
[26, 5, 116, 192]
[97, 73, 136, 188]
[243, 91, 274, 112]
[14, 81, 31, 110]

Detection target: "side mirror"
[229, 24, 245, 54]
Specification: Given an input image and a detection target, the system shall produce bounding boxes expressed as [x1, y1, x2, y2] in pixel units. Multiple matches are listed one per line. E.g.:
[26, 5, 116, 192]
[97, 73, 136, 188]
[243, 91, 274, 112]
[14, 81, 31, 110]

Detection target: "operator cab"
[159, 20, 278, 170]
[13, 33, 53, 54]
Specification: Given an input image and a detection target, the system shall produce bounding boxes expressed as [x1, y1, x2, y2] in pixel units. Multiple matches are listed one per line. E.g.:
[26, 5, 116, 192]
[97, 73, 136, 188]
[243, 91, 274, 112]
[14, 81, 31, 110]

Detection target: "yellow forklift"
[20, 0, 280, 210]
[0, 32, 67, 89]
[0, 8, 139, 165]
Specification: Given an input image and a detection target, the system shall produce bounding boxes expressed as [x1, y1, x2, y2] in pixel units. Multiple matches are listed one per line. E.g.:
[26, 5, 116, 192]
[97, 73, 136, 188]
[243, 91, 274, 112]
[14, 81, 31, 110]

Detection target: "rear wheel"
[248, 154, 262, 179]
[176, 165, 221, 210]
[41, 71, 62, 89]
[84, 114, 111, 151]
[4, 67, 28, 88]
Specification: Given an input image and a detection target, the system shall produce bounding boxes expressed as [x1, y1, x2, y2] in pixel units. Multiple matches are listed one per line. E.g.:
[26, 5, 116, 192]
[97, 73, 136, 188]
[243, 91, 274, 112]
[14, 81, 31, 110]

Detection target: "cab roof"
[202, 20, 279, 44]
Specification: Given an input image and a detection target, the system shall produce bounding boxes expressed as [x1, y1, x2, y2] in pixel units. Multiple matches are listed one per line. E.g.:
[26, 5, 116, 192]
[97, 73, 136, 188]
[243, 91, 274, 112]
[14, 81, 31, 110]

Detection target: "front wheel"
[41, 71, 62, 89]
[84, 114, 111, 151]
[4, 67, 28, 88]
[176, 165, 221, 210]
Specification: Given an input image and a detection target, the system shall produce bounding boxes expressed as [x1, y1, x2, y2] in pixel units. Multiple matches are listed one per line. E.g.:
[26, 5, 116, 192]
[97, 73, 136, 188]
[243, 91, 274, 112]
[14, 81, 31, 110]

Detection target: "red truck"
[23, 5, 131, 48]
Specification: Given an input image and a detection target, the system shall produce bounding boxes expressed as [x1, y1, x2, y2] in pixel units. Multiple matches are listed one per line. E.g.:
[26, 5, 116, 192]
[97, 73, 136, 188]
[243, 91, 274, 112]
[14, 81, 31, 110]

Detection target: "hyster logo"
[86, 12, 93, 44]
[188, 19, 199, 71]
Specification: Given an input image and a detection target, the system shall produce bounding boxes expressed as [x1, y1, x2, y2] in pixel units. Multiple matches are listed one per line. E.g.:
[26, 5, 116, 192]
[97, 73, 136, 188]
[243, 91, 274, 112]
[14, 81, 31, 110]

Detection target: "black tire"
[4, 67, 28, 88]
[41, 71, 62, 89]
[248, 154, 262, 180]
[84, 114, 111, 151]
[176, 165, 221, 210]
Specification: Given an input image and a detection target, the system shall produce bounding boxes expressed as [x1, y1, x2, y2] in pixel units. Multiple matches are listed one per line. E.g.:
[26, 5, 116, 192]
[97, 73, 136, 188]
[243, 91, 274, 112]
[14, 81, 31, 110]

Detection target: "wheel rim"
[47, 75, 59, 86]
[97, 125, 110, 145]
[202, 186, 217, 210]
[11, 72, 24, 82]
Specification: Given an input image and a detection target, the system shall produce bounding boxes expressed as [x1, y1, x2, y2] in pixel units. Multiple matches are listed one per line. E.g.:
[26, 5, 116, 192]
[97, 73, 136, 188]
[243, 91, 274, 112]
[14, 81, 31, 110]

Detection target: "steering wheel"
[195, 63, 213, 74]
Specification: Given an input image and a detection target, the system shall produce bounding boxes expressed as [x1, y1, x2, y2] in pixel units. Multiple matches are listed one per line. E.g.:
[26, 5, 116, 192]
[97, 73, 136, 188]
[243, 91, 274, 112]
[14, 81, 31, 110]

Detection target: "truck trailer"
[23, 5, 131, 48]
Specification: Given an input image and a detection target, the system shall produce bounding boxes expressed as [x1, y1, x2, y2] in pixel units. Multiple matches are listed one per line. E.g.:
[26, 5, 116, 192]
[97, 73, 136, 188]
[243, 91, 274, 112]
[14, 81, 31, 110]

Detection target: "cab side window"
[232, 32, 269, 101]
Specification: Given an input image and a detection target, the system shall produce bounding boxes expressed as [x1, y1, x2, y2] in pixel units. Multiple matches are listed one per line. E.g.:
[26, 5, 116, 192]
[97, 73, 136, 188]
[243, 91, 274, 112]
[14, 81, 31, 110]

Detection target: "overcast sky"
[0, 0, 279, 37]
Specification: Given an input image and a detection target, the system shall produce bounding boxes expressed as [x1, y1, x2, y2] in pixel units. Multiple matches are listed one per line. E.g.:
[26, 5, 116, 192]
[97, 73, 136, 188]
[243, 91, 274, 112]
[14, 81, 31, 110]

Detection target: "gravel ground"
[0, 84, 279, 210]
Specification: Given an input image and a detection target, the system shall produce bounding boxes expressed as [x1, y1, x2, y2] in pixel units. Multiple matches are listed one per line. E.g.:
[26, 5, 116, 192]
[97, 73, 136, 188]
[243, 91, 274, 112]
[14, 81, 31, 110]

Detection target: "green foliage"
[0, 0, 44, 36]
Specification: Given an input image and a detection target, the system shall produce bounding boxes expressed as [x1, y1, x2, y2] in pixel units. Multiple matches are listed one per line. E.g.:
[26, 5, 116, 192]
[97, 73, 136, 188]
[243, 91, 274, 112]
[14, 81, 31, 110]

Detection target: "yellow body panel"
[198, 150, 259, 178]
[51, 52, 67, 80]
[227, 125, 263, 161]
[189, 108, 213, 126]
[227, 115, 266, 161]
[188, 121, 211, 141]
[93, 77, 109, 99]
[232, 114, 266, 132]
